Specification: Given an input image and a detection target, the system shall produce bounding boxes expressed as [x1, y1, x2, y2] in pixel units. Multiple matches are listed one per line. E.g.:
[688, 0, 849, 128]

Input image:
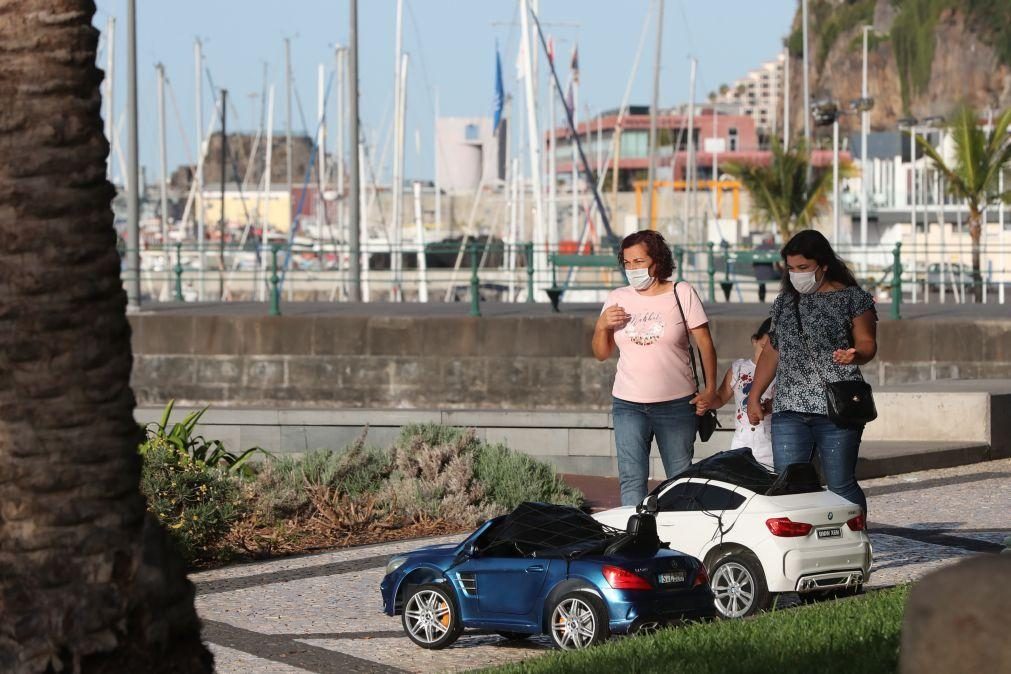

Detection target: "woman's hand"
[746, 395, 765, 426]
[832, 348, 857, 365]
[597, 305, 630, 331]
[690, 390, 718, 416]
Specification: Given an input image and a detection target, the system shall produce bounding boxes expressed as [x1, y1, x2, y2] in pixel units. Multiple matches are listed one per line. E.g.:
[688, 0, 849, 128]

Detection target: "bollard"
[891, 242, 902, 320]
[706, 242, 716, 303]
[720, 240, 733, 302]
[525, 242, 535, 303]
[469, 241, 481, 317]
[269, 245, 281, 316]
[674, 245, 685, 282]
[174, 242, 184, 302]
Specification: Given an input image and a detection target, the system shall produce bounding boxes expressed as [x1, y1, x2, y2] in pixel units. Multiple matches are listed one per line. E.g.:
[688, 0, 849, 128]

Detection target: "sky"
[92, 0, 796, 184]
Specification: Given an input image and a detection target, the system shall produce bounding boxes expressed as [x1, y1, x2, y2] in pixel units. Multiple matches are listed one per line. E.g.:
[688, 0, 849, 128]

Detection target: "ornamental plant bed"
[138, 406, 582, 569]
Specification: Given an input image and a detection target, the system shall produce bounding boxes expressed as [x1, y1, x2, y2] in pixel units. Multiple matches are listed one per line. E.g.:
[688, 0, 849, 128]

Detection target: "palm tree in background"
[723, 140, 836, 243]
[0, 2, 211, 671]
[917, 105, 1011, 303]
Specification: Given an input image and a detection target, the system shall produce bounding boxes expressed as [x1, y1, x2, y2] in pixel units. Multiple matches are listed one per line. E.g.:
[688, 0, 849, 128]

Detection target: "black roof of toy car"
[648, 448, 823, 497]
[481, 502, 623, 558]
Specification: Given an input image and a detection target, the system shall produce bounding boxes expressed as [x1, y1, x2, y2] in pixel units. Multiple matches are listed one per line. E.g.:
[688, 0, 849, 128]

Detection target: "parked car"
[594, 449, 872, 619]
[380, 502, 714, 650]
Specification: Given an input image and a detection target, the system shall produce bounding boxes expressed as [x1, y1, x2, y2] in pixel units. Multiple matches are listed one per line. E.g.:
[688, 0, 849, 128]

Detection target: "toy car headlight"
[386, 556, 407, 576]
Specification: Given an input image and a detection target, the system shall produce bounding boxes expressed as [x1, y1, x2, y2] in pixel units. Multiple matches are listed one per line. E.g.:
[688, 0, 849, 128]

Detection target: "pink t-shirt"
[601, 282, 709, 403]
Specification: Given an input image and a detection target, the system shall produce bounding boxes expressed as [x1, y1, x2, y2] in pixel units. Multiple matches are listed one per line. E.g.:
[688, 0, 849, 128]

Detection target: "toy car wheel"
[709, 552, 770, 619]
[549, 592, 609, 650]
[497, 631, 532, 640]
[402, 583, 462, 649]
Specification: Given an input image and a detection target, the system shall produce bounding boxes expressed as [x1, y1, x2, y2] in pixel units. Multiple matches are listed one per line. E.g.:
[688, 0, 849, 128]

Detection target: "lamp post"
[898, 116, 918, 302]
[811, 100, 842, 243]
[851, 95, 875, 267]
[860, 26, 873, 253]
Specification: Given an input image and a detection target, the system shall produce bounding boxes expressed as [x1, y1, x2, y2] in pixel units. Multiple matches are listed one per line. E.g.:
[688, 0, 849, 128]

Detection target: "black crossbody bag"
[673, 283, 720, 442]
[792, 298, 877, 428]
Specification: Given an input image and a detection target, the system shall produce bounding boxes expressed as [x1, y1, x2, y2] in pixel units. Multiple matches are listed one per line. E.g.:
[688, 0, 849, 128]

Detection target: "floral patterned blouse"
[768, 286, 877, 416]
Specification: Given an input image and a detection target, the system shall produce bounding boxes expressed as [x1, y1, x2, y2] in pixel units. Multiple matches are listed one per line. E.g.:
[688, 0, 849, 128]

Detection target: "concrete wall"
[128, 313, 1011, 410]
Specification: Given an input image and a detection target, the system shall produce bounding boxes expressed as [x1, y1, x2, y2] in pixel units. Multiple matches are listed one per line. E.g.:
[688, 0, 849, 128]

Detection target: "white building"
[435, 117, 504, 194]
[713, 53, 785, 136]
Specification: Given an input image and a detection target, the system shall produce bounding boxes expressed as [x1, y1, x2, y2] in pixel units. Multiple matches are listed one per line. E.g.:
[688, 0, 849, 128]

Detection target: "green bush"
[140, 438, 246, 564]
[394, 423, 583, 512]
[474, 443, 583, 510]
[254, 437, 391, 522]
[142, 400, 266, 476]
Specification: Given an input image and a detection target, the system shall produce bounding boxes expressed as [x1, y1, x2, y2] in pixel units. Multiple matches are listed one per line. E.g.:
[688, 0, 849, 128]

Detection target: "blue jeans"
[612, 396, 696, 507]
[771, 411, 867, 514]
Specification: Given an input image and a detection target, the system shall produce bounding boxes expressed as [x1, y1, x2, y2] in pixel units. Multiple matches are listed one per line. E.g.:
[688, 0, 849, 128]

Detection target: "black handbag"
[673, 283, 721, 442]
[793, 299, 877, 428]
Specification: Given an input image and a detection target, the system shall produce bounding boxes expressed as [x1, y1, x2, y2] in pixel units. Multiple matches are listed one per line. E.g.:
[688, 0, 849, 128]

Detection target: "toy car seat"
[766, 462, 822, 496]
[604, 513, 662, 556]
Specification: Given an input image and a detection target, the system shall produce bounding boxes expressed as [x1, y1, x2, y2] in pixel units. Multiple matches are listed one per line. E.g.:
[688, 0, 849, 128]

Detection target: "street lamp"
[811, 99, 842, 243]
[898, 116, 920, 302]
[860, 25, 875, 253]
[849, 95, 875, 270]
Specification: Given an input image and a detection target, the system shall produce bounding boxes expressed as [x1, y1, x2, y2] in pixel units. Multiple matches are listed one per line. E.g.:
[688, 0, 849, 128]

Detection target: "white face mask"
[625, 267, 654, 290]
[790, 269, 822, 294]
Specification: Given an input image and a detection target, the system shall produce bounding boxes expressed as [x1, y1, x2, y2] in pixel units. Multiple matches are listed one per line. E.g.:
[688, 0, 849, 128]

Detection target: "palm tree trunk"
[0, 3, 211, 672]
[968, 210, 983, 303]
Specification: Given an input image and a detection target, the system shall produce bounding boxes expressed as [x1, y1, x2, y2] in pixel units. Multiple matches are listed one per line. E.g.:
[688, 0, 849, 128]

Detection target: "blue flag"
[493, 44, 504, 133]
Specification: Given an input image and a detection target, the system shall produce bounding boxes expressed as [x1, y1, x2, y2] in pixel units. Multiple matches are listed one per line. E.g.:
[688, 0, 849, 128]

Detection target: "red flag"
[548, 36, 555, 65]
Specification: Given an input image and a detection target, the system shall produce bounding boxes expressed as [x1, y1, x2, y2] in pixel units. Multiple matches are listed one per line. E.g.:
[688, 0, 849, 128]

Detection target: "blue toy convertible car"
[380, 502, 714, 650]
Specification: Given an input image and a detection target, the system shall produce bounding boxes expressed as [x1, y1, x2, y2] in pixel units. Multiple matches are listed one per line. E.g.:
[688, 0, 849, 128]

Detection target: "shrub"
[253, 434, 391, 522]
[142, 400, 266, 476]
[474, 442, 583, 510]
[381, 427, 498, 526]
[140, 437, 246, 564]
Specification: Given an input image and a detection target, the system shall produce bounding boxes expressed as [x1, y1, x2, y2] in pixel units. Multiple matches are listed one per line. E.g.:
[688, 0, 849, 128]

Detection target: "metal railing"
[121, 239, 1011, 319]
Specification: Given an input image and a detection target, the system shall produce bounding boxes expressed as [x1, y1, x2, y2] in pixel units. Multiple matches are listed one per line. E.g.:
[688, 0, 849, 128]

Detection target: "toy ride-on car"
[380, 502, 715, 650]
[594, 449, 872, 619]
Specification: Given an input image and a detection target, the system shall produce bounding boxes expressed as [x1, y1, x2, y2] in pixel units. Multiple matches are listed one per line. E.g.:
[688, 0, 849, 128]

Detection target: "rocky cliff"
[786, 0, 1011, 136]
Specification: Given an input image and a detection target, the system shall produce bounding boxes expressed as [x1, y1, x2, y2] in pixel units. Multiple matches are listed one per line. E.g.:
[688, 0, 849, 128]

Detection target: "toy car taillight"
[693, 563, 709, 587]
[603, 565, 653, 590]
[765, 517, 813, 537]
[846, 514, 866, 531]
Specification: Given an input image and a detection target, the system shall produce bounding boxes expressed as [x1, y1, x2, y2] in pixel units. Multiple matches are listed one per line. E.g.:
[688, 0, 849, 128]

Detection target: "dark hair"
[780, 229, 858, 296]
[752, 317, 773, 341]
[618, 230, 675, 280]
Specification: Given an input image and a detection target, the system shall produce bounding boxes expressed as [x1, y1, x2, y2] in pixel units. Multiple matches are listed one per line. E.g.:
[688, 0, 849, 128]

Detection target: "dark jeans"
[771, 411, 867, 514]
[612, 395, 696, 507]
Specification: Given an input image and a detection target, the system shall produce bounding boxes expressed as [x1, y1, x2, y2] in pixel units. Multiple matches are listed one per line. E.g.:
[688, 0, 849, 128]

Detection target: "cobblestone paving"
[193, 459, 1011, 674]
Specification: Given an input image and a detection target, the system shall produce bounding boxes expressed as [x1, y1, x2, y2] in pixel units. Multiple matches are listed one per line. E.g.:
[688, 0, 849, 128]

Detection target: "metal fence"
[121, 239, 1011, 318]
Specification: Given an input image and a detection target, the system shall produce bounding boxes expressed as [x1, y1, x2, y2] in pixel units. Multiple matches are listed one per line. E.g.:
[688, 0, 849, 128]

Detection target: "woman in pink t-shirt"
[592, 230, 719, 506]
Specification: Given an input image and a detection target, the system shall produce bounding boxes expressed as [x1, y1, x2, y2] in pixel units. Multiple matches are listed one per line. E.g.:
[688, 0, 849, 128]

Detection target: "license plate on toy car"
[817, 527, 841, 539]
[658, 571, 686, 585]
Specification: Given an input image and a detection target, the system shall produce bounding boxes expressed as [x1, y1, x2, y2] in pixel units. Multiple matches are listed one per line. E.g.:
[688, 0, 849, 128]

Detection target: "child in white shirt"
[714, 318, 775, 466]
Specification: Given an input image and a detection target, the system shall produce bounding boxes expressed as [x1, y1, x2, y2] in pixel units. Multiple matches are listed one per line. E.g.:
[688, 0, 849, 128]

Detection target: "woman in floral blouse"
[746, 230, 878, 514]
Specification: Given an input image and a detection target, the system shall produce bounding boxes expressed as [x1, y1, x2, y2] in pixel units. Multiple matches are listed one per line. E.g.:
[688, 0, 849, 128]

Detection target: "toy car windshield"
[647, 448, 824, 497]
[478, 502, 626, 559]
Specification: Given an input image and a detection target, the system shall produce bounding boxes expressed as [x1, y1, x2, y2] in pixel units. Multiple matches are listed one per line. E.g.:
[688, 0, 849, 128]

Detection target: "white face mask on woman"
[625, 267, 654, 290]
[790, 269, 822, 294]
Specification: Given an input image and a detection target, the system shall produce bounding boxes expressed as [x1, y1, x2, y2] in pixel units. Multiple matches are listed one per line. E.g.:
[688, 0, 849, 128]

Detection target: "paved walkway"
[192, 459, 1011, 673]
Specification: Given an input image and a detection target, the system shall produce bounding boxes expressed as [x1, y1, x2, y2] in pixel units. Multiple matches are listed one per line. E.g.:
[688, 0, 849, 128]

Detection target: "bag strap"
[673, 282, 703, 394]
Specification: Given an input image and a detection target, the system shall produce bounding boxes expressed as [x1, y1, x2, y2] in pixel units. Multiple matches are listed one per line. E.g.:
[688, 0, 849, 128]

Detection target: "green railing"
[119, 239, 1010, 319]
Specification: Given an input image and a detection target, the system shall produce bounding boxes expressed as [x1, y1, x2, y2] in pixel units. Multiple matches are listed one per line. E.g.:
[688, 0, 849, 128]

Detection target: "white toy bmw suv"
[593, 449, 872, 619]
